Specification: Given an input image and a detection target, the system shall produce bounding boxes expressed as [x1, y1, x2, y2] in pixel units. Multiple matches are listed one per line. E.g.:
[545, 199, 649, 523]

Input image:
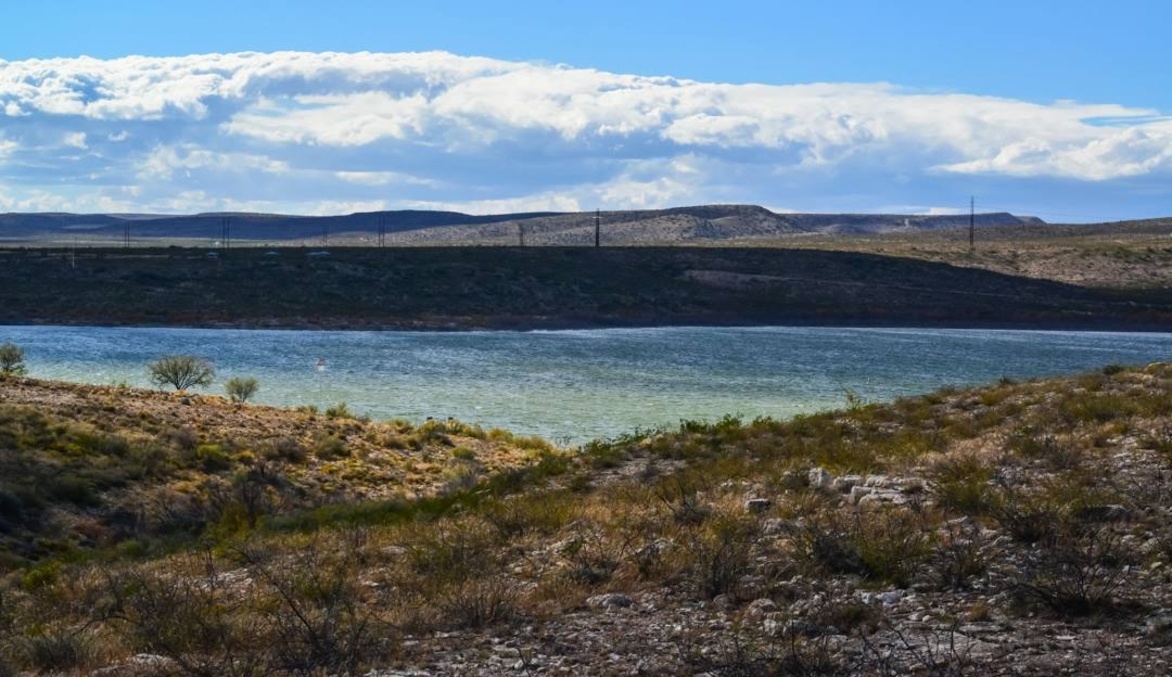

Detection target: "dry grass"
[4, 363, 1172, 673]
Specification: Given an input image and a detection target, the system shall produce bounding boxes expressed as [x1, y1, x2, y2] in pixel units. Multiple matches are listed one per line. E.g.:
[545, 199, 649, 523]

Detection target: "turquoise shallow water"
[3, 325, 1171, 442]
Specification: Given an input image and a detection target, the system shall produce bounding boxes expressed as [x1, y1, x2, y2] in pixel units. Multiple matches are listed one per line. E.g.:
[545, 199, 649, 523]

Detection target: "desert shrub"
[1010, 428, 1084, 470]
[580, 439, 629, 469]
[127, 444, 172, 478]
[148, 354, 214, 391]
[799, 509, 934, 588]
[103, 538, 393, 676]
[852, 510, 934, 588]
[225, 376, 259, 404]
[687, 514, 758, 599]
[558, 526, 621, 586]
[194, 444, 234, 472]
[0, 342, 26, 377]
[482, 492, 575, 540]
[929, 519, 993, 590]
[235, 538, 393, 674]
[265, 437, 308, 463]
[20, 630, 90, 674]
[313, 434, 348, 459]
[404, 521, 495, 584]
[1012, 525, 1135, 616]
[21, 560, 63, 592]
[161, 425, 199, 452]
[451, 446, 477, 462]
[325, 402, 353, 420]
[655, 476, 712, 526]
[931, 453, 996, 516]
[436, 577, 517, 629]
[440, 464, 481, 495]
[989, 485, 1063, 545]
[1061, 393, 1139, 424]
[102, 553, 268, 676]
[681, 622, 847, 677]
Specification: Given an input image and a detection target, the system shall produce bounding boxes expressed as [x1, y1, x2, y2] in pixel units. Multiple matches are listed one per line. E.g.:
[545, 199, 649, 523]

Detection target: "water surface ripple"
[5, 326, 1170, 442]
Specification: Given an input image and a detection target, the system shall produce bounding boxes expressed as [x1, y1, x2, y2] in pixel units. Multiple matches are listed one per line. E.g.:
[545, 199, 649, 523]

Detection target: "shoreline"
[4, 314, 1171, 334]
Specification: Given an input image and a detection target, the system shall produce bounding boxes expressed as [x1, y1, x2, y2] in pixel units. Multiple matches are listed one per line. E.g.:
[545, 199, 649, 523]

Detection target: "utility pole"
[518, 222, 525, 247]
[594, 209, 600, 247]
[220, 216, 231, 251]
[378, 215, 387, 247]
[969, 196, 975, 251]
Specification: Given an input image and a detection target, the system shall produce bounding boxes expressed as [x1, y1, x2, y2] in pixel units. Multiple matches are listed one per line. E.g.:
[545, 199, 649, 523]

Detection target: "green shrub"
[194, 444, 234, 472]
[800, 509, 933, 588]
[20, 560, 63, 591]
[325, 402, 354, 419]
[451, 447, 477, 461]
[50, 474, 100, 506]
[225, 376, 259, 404]
[931, 454, 996, 516]
[313, 434, 349, 459]
[22, 631, 89, 674]
[0, 342, 26, 377]
[688, 514, 757, 599]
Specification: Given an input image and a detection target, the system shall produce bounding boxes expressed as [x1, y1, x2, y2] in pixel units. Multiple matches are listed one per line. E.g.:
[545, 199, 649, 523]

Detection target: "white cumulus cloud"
[0, 51, 1168, 218]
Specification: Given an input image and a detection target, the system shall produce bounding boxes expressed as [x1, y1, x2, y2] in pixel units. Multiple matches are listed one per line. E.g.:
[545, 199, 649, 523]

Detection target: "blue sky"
[1, 0, 1169, 221]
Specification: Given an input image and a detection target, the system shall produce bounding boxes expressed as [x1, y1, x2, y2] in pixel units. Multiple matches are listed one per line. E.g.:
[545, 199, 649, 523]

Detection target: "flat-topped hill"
[0, 205, 1039, 246]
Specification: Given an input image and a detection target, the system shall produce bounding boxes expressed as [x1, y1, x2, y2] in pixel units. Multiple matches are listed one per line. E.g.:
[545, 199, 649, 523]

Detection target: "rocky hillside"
[0, 378, 561, 568]
[4, 364, 1172, 674]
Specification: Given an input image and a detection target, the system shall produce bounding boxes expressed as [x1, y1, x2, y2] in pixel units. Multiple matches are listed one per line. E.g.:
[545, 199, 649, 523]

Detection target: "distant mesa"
[0, 204, 1047, 247]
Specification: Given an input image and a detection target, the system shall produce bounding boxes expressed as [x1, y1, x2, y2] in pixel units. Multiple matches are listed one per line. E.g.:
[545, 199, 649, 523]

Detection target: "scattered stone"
[586, 593, 634, 609]
[1073, 504, 1130, 522]
[849, 485, 875, 503]
[834, 475, 864, 492]
[746, 598, 778, 617]
[808, 467, 833, 489]
[762, 518, 788, 535]
[712, 594, 735, 610]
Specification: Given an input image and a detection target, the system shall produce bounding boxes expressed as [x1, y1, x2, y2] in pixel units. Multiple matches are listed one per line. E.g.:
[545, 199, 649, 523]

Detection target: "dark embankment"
[2, 243, 1172, 330]
[2, 246, 1170, 330]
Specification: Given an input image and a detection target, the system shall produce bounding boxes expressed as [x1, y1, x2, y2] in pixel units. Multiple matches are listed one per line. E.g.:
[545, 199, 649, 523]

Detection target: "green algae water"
[5, 326, 1171, 442]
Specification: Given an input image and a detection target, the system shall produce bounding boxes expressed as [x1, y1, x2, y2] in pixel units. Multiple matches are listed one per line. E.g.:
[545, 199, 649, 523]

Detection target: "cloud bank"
[0, 51, 1169, 219]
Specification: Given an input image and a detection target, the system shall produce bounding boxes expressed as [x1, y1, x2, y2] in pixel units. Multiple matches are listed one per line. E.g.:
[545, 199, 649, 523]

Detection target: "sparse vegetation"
[3, 363, 1172, 673]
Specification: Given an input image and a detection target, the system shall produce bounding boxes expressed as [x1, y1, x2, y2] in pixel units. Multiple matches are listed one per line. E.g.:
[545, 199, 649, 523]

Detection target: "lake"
[3, 325, 1170, 442]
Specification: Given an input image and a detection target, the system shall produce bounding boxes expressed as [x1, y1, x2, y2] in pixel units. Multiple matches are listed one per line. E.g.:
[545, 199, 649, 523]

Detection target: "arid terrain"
[4, 364, 1172, 674]
[4, 206, 1172, 674]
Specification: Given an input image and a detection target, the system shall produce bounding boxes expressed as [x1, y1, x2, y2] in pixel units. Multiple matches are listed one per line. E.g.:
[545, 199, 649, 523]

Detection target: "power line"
[969, 196, 975, 250]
